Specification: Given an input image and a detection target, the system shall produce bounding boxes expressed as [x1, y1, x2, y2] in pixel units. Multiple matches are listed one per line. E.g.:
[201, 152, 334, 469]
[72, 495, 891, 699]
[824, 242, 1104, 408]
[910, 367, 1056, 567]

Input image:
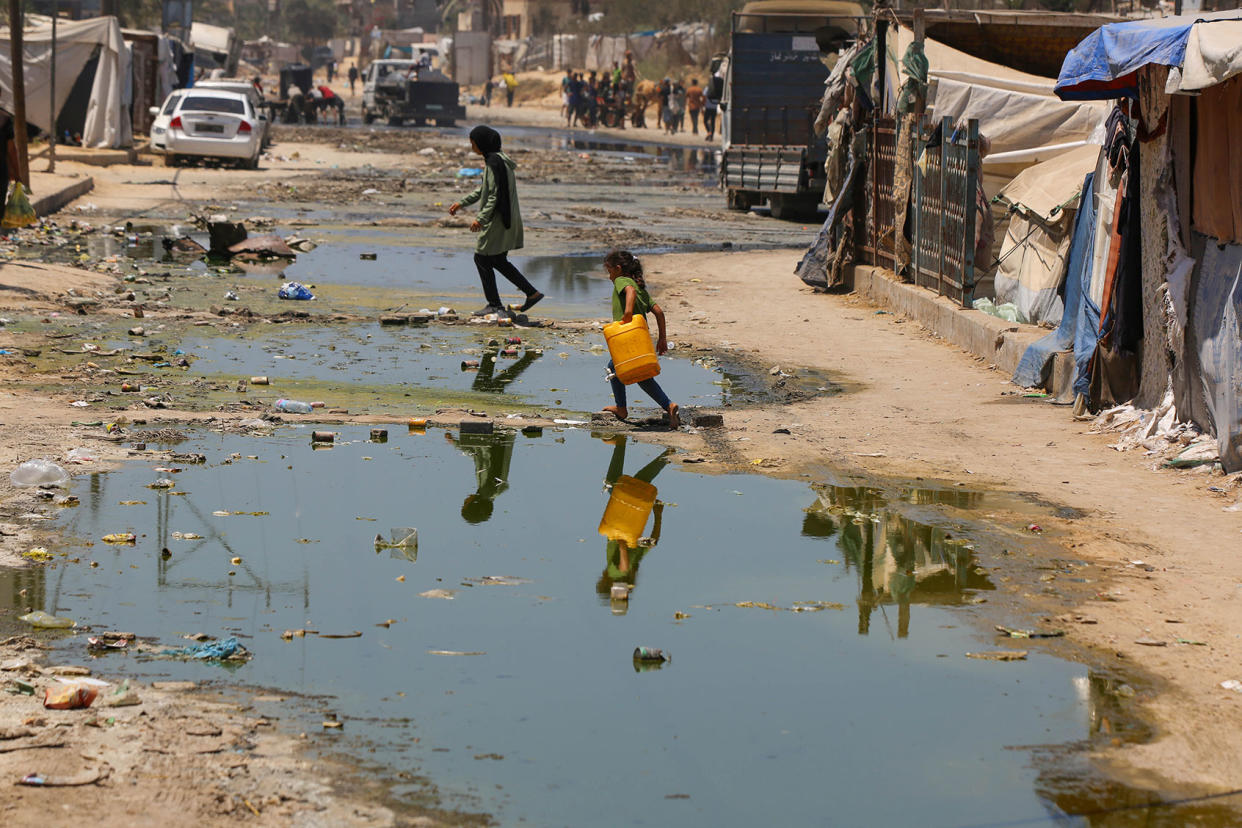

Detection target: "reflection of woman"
[450, 431, 516, 524]
[595, 436, 670, 602]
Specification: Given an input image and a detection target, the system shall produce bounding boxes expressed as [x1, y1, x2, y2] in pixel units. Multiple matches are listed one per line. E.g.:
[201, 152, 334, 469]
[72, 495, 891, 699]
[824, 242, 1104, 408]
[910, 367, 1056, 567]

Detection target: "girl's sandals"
[667, 403, 680, 429]
[601, 406, 628, 421]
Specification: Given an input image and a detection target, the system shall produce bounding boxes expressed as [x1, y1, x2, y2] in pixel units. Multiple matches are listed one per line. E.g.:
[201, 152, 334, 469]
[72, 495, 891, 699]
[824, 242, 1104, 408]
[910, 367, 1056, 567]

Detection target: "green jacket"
[459, 152, 524, 255]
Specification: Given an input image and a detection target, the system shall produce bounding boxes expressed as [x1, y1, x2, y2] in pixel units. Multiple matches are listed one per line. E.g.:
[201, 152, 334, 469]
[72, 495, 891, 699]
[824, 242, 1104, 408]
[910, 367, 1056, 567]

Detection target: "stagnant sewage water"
[3, 425, 1169, 825]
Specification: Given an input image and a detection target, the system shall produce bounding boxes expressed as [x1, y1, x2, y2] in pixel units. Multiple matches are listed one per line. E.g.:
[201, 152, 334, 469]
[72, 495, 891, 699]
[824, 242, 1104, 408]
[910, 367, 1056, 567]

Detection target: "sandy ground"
[1, 132, 1240, 819]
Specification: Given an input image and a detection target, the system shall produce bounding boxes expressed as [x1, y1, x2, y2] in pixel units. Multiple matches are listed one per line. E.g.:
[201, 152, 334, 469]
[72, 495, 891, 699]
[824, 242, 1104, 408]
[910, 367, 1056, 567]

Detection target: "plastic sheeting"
[994, 145, 1099, 327]
[1055, 10, 1242, 100]
[1185, 234, 1242, 472]
[885, 24, 1106, 175]
[0, 15, 132, 148]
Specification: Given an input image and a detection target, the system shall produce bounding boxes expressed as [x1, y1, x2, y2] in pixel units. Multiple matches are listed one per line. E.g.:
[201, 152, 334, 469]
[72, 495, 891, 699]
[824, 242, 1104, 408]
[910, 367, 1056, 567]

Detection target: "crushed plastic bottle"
[10, 459, 70, 488]
[274, 399, 313, 414]
[19, 610, 75, 629]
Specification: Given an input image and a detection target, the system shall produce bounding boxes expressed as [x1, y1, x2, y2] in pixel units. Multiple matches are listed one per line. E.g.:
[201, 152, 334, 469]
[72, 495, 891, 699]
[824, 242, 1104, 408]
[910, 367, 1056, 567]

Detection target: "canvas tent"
[992, 145, 1100, 326]
[0, 15, 132, 148]
[887, 24, 1107, 177]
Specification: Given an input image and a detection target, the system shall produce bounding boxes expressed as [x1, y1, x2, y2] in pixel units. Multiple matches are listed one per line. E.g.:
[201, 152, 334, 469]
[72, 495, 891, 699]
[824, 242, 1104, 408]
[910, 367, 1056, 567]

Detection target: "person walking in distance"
[348, 64, 358, 95]
[448, 126, 544, 317]
[686, 78, 704, 135]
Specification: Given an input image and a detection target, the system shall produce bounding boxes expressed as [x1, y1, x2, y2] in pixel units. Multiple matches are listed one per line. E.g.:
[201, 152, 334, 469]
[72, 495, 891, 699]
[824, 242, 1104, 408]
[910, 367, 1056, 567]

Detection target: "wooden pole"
[8, 0, 28, 186]
[47, 0, 54, 173]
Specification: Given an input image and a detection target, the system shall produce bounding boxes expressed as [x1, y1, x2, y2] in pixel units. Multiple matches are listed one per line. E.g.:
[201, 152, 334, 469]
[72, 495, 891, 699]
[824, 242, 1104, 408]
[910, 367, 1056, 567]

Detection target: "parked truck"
[361, 55, 466, 127]
[719, 0, 865, 219]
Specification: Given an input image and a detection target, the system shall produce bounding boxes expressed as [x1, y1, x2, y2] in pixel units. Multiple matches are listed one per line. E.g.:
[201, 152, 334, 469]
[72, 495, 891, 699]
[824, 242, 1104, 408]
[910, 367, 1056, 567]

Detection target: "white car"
[149, 89, 263, 169]
[192, 79, 271, 148]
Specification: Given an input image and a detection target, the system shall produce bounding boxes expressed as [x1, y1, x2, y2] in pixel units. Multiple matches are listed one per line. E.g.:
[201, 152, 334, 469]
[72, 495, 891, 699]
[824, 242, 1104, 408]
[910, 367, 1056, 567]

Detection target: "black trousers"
[474, 252, 537, 308]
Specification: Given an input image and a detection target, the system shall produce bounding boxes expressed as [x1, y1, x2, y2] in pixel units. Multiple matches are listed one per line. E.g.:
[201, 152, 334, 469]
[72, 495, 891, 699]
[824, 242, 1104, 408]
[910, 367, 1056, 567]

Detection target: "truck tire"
[726, 189, 756, 212]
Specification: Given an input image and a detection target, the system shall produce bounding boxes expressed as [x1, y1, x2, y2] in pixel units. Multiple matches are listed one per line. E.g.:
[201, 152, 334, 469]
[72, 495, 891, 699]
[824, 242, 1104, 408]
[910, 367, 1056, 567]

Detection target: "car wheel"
[245, 153, 260, 170]
[163, 154, 181, 168]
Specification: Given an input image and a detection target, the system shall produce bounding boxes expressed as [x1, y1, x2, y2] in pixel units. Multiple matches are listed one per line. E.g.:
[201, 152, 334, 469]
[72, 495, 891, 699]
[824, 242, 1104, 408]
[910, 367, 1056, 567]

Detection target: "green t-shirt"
[611, 276, 653, 322]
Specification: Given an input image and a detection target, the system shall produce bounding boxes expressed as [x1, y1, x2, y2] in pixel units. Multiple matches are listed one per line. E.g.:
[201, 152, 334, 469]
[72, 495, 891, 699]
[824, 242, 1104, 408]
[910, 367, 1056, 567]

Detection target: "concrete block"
[460, 420, 493, 435]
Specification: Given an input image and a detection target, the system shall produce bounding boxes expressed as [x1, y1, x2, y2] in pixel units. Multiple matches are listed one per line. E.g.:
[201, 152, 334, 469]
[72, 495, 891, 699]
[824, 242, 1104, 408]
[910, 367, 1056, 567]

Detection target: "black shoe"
[471, 304, 504, 317]
[515, 291, 544, 312]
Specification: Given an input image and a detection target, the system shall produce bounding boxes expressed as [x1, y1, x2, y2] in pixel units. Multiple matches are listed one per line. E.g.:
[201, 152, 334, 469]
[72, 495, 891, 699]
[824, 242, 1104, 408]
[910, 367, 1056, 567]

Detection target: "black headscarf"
[469, 125, 512, 230]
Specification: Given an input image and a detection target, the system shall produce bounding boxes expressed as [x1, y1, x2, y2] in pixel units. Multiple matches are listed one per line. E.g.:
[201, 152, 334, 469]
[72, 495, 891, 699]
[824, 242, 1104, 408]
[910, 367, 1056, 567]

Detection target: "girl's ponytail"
[605, 249, 646, 289]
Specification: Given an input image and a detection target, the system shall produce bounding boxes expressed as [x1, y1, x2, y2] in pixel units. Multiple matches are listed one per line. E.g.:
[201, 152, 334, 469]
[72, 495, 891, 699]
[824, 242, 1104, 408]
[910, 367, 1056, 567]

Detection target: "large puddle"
[5, 425, 1163, 825]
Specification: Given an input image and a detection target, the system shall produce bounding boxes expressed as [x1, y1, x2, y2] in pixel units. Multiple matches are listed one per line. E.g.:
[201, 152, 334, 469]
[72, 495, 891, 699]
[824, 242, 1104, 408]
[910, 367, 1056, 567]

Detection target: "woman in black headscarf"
[449, 126, 544, 316]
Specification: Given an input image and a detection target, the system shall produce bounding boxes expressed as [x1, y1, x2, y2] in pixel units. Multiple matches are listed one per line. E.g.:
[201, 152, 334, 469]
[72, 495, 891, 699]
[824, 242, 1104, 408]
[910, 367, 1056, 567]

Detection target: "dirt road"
[0, 125, 1239, 821]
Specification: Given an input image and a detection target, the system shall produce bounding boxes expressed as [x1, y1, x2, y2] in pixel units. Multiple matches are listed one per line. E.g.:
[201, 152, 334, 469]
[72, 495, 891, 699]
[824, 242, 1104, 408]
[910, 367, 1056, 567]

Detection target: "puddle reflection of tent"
[57, 470, 310, 611]
[807, 484, 994, 638]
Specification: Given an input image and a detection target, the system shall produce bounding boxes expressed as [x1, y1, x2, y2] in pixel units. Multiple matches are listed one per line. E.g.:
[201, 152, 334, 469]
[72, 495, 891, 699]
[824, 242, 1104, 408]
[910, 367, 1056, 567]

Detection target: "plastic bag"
[2, 181, 36, 229]
[44, 680, 104, 710]
[19, 609, 75, 629]
[10, 459, 70, 488]
[278, 281, 314, 300]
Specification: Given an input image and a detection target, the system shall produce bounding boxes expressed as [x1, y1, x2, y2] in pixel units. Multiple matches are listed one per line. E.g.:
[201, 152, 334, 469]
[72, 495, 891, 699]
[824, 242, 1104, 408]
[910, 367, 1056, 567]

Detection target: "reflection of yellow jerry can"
[598, 475, 657, 546]
[603, 315, 661, 385]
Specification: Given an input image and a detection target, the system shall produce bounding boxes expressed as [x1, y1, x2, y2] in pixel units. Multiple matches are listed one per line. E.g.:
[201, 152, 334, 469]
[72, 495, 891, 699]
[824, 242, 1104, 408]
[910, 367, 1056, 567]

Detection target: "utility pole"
[47, 0, 54, 173]
[9, 0, 29, 186]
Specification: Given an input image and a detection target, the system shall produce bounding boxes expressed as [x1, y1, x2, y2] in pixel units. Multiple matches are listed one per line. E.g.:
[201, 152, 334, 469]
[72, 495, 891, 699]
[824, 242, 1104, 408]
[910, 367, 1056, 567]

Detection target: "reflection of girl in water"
[595, 436, 671, 602]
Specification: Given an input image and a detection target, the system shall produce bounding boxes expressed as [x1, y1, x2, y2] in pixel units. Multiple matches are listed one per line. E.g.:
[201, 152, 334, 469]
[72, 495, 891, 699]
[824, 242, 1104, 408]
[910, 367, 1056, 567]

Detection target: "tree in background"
[593, 0, 746, 31]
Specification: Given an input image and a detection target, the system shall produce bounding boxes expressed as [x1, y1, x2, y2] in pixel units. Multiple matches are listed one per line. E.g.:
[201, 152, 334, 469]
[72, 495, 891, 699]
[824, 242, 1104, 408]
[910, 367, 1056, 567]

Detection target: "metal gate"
[860, 116, 898, 271]
[911, 117, 979, 307]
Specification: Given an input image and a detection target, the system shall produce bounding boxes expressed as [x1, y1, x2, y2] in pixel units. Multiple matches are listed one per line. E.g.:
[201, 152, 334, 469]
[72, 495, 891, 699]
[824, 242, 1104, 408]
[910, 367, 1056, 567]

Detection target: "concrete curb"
[31, 177, 94, 218]
[849, 265, 1075, 396]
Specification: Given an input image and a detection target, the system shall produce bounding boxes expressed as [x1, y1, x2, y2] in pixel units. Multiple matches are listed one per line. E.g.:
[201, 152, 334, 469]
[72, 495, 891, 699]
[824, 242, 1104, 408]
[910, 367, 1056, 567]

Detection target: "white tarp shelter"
[889, 24, 1106, 177]
[0, 15, 132, 148]
[993, 144, 1100, 325]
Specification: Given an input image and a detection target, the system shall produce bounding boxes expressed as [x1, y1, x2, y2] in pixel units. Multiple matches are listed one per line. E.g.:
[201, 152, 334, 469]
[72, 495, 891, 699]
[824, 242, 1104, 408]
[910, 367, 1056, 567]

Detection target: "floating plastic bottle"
[19, 610, 75, 629]
[10, 459, 70, 488]
[274, 399, 313, 414]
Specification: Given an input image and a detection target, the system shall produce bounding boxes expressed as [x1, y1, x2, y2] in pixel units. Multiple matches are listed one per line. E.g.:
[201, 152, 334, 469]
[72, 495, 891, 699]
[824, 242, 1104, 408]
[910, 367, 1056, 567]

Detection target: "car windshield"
[180, 96, 245, 114]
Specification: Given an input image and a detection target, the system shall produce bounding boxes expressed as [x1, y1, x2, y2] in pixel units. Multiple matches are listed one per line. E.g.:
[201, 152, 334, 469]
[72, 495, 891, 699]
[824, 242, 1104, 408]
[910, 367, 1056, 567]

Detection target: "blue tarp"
[1055, 11, 1242, 100]
[1013, 172, 1096, 389]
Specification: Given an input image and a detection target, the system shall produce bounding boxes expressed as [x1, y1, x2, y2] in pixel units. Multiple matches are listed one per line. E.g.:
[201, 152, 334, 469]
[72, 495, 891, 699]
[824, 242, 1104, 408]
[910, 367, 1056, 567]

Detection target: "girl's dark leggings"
[474, 252, 537, 308]
[608, 360, 671, 412]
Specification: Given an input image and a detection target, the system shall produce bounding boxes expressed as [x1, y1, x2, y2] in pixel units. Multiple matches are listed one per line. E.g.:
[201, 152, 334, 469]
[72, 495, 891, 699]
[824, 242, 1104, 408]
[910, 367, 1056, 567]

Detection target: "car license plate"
[197, 124, 225, 134]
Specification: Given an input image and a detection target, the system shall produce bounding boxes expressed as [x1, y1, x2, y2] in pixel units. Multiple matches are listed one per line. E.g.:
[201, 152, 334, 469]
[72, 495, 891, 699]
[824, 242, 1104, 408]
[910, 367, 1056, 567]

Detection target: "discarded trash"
[461, 359, 480, 369]
[427, 650, 485, 656]
[19, 610, 75, 629]
[44, 680, 101, 710]
[250, 376, 270, 385]
[101, 533, 137, 544]
[274, 399, 313, 414]
[972, 297, 1026, 323]
[359, 252, 378, 260]
[370, 429, 388, 442]
[319, 631, 363, 639]
[87, 637, 129, 652]
[229, 234, 295, 257]
[419, 588, 456, 600]
[11, 459, 70, 488]
[17, 768, 106, 787]
[2, 182, 36, 228]
[64, 448, 96, 464]
[1221, 680, 1242, 693]
[160, 636, 249, 661]
[408, 417, 428, 429]
[286, 236, 317, 252]
[610, 583, 630, 601]
[102, 679, 140, 708]
[633, 647, 668, 663]
[460, 420, 493, 435]
[311, 431, 335, 443]
[965, 651, 1028, 661]
[1134, 637, 1167, 647]
[375, 527, 418, 551]
[22, 547, 53, 562]
[323, 720, 343, 729]
[277, 282, 314, 300]
[147, 478, 175, 489]
[995, 625, 1065, 639]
